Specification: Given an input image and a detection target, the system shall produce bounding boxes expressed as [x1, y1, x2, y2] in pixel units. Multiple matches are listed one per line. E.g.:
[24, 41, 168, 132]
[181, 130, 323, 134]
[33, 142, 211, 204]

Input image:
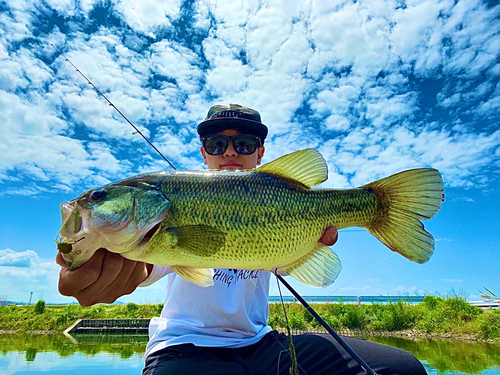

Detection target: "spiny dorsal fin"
[279, 244, 342, 287]
[257, 149, 328, 187]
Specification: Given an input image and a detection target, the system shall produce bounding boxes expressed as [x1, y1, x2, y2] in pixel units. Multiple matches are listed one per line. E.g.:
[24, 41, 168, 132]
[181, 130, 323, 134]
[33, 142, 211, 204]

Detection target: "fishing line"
[328, 253, 395, 296]
[50, 44, 177, 171]
[275, 271, 300, 375]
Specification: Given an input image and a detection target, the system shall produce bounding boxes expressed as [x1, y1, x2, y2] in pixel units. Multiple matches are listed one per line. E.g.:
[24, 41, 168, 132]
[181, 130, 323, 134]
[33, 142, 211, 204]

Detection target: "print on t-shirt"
[213, 269, 260, 287]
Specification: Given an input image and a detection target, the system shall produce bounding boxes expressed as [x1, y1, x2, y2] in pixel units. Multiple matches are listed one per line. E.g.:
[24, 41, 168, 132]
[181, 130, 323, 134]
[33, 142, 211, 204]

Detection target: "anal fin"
[172, 266, 214, 287]
[280, 244, 342, 288]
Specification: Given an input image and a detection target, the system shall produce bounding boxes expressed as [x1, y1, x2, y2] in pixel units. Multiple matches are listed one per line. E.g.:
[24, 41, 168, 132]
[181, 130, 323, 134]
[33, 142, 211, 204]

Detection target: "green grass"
[1, 296, 498, 341]
[0, 302, 163, 332]
[269, 295, 499, 341]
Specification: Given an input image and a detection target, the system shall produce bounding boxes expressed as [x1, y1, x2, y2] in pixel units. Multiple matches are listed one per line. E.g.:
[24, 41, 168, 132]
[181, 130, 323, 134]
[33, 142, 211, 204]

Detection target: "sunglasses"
[202, 134, 261, 156]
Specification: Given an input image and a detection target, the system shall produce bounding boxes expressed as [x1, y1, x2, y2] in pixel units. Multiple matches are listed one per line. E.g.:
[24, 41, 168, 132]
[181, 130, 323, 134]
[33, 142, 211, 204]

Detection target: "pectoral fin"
[165, 225, 226, 256]
[280, 244, 342, 287]
[172, 266, 214, 287]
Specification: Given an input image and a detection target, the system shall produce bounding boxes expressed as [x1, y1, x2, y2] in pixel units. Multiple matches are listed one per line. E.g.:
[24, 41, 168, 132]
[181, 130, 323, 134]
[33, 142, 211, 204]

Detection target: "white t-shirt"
[141, 266, 273, 359]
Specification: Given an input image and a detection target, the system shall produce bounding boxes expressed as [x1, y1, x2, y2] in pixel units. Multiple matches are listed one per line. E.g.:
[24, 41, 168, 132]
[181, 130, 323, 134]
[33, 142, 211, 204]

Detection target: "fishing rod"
[276, 275, 377, 375]
[53, 45, 378, 375]
[50, 44, 176, 171]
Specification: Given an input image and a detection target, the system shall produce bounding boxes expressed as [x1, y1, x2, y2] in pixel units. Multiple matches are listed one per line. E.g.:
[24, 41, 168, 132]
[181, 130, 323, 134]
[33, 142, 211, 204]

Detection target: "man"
[57, 104, 427, 374]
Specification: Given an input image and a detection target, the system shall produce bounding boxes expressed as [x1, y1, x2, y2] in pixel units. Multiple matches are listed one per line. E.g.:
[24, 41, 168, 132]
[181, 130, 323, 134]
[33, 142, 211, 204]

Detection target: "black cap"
[197, 104, 268, 142]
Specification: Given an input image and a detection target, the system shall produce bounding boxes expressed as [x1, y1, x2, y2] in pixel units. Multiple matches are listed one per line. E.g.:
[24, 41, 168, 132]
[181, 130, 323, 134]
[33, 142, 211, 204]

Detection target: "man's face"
[200, 128, 265, 170]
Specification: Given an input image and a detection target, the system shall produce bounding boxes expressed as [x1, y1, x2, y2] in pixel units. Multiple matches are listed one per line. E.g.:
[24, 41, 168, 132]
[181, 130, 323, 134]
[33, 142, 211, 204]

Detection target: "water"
[0, 334, 146, 375]
[0, 334, 499, 374]
[368, 336, 500, 374]
[268, 295, 425, 304]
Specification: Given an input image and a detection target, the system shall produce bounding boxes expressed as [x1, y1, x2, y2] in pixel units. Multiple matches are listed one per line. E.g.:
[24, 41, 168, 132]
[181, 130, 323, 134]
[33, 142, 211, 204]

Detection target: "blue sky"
[0, 0, 499, 304]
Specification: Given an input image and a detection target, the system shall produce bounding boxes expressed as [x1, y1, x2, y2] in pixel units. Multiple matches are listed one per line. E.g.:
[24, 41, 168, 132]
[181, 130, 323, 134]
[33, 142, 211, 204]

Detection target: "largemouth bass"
[56, 149, 444, 288]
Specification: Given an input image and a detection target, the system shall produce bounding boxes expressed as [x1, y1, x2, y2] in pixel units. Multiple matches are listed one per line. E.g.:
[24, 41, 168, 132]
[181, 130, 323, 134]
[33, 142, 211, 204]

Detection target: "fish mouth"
[56, 200, 94, 269]
[56, 196, 168, 269]
[58, 201, 89, 241]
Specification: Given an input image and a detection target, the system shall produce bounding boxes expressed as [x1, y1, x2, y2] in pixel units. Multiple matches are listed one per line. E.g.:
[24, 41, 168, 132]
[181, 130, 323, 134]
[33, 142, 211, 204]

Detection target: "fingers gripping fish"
[56, 149, 444, 288]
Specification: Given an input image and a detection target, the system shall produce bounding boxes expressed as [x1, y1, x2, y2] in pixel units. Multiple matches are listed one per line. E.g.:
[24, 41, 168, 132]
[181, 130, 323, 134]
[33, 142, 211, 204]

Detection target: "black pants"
[143, 331, 427, 375]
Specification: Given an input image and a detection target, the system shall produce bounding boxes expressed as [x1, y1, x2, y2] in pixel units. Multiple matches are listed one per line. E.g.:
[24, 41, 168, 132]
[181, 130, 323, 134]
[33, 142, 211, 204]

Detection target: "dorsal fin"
[257, 149, 328, 187]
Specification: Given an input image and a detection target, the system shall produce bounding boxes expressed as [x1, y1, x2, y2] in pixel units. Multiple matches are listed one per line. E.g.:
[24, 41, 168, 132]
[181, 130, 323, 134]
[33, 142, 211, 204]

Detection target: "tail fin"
[363, 168, 444, 263]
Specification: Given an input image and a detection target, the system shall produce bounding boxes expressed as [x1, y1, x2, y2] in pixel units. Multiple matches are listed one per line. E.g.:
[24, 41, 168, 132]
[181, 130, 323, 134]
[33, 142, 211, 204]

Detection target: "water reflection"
[0, 334, 147, 375]
[0, 334, 499, 374]
[369, 336, 500, 374]
[0, 333, 148, 360]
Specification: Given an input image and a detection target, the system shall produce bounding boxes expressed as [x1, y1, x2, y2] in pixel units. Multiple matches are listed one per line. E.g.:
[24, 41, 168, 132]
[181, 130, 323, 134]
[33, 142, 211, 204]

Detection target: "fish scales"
[137, 172, 383, 270]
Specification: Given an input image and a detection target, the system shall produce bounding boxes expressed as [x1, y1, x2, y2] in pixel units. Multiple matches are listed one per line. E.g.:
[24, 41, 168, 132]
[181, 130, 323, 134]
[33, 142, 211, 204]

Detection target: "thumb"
[55, 252, 68, 267]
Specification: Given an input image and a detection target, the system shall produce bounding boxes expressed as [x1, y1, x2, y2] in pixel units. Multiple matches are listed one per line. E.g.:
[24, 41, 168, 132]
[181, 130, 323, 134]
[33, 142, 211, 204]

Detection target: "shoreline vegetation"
[1, 295, 498, 342]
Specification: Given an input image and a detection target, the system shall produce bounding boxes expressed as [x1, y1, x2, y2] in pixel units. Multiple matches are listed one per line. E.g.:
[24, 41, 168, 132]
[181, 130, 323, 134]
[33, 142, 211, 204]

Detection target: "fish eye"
[89, 190, 106, 203]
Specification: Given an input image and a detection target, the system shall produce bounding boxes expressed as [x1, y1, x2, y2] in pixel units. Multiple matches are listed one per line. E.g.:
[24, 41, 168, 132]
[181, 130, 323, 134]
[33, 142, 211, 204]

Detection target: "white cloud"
[270, 23, 312, 75]
[325, 115, 350, 131]
[450, 195, 474, 202]
[474, 82, 500, 119]
[435, 238, 453, 243]
[245, 8, 294, 70]
[0, 185, 50, 197]
[393, 285, 424, 295]
[114, 0, 180, 36]
[61, 88, 142, 139]
[390, 0, 445, 76]
[0, 0, 498, 199]
[202, 36, 250, 95]
[0, 249, 38, 267]
[0, 2, 35, 44]
[0, 249, 61, 302]
[318, 125, 500, 188]
[0, 248, 168, 305]
[79, 0, 100, 14]
[364, 92, 418, 127]
[0, 84, 137, 190]
[44, 0, 77, 16]
[150, 40, 203, 94]
[339, 286, 374, 291]
[310, 85, 361, 131]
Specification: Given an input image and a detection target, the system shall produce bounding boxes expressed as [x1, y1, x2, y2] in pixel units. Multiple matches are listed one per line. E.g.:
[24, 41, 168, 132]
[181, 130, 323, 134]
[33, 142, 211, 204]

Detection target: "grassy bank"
[0, 302, 163, 333]
[268, 295, 500, 341]
[1, 295, 499, 341]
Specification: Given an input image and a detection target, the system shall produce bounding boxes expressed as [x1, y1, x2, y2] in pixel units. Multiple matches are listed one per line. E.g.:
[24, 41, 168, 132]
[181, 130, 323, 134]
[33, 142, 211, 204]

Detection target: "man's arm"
[56, 248, 152, 307]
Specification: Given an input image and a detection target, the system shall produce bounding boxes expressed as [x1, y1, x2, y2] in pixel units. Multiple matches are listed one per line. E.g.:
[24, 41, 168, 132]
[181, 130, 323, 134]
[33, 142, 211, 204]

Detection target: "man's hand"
[319, 227, 338, 246]
[56, 248, 152, 307]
